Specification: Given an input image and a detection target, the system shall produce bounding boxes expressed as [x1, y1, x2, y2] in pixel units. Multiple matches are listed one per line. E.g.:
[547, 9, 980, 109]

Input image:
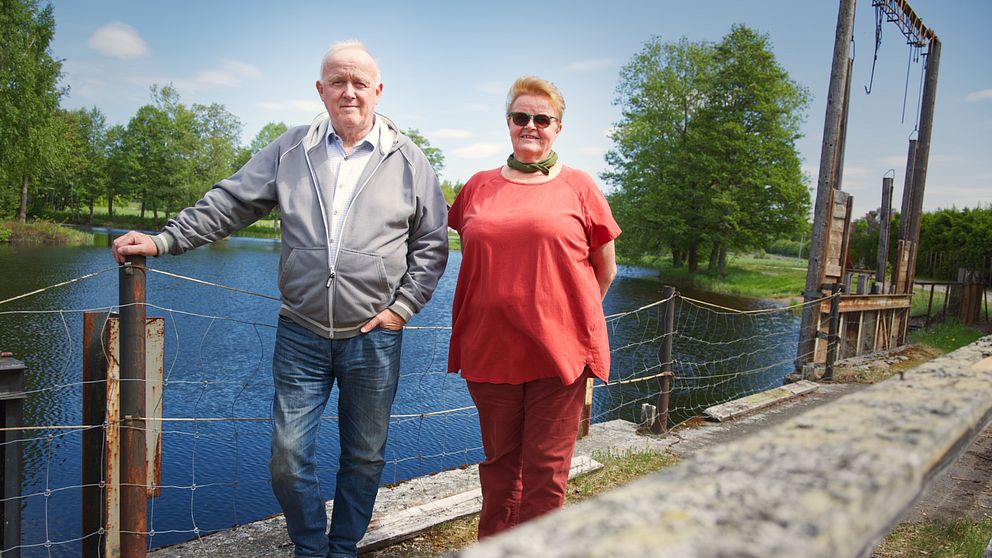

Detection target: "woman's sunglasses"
[507, 112, 558, 129]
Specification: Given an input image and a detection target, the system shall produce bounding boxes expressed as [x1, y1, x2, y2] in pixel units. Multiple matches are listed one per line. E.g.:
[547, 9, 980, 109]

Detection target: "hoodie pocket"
[332, 248, 390, 325]
[279, 247, 329, 321]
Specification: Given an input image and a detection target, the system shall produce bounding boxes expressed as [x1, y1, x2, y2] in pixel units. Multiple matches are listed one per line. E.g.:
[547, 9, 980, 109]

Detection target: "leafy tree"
[105, 123, 130, 219]
[0, 0, 64, 221]
[605, 28, 810, 274]
[404, 128, 445, 177]
[190, 101, 243, 206]
[440, 179, 464, 205]
[916, 205, 992, 280]
[235, 121, 289, 169]
[34, 107, 109, 222]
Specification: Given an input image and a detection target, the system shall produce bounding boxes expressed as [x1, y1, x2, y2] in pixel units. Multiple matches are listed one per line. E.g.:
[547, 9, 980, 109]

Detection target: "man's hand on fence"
[112, 231, 159, 264]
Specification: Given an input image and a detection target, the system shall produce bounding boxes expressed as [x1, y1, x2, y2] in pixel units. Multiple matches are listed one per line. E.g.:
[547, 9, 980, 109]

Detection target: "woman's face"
[507, 94, 561, 163]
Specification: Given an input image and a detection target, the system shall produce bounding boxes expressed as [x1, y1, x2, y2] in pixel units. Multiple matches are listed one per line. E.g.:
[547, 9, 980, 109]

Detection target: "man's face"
[316, 48, 382, 137]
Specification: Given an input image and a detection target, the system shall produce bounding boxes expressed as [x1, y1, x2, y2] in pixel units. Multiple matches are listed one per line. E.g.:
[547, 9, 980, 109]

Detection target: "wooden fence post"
[654, 286, 676, 434]
[0, 354, 25, 558]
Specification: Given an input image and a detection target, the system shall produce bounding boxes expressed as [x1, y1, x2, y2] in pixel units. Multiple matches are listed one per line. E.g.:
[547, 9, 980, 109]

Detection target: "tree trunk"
[108, 189, 115, 219]
[140, 191, 146, 219]
[707, 244, 720, 274]
[88, 198, 95, 225]
[718, 244, 728, 276]
[688, 241, 699, 273]
[17, 175, 29, 223]
[672, 249, 684, 268]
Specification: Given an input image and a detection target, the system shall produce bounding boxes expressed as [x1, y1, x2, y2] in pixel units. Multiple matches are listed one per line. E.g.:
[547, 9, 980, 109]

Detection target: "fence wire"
[0, 265, 814, 556]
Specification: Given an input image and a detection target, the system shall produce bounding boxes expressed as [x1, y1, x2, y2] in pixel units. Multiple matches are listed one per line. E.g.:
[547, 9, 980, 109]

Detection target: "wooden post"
[578, 378, 594, 439]
[119, 257, 147, 558]
[876, 176, 894, 285]
[82, 312, 111, 558]
[823, 284, 843, 382]
[0, 354, 25, 558]
[904, 38, 942, 290]
[654, 286, 676, 434]
[796, 0, 857, 372]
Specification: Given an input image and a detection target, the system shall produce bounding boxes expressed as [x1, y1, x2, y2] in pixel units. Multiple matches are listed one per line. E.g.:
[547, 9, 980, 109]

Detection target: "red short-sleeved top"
[447, 166, 622, 385]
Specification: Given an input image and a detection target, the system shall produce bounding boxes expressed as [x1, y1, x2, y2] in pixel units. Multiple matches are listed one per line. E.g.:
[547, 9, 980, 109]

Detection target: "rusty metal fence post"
[0, 353, 25, 557]
[653, 286, 676, 434]
[120, 257, 147, 558]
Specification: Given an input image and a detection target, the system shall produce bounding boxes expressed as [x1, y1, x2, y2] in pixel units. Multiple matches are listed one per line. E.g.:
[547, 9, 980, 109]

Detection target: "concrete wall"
[455, 335, 992, 558]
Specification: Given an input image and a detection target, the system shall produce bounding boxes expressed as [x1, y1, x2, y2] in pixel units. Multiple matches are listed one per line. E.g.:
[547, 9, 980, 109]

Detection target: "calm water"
[0, 233, 799, 555]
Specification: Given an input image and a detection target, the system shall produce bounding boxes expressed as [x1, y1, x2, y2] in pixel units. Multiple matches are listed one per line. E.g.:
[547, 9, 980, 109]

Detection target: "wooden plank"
[358, 455, 604, 552]
[703, 381, 819, 422]
[819, 294, 912, 314]
[146, 318, 164, 498]
[105, 318, 121, 558]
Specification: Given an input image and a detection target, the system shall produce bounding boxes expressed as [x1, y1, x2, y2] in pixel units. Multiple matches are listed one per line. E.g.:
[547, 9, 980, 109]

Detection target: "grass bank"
[623, 253, 808, 300]
[1, 220, 93, 245]
[873, 518, 992, 558]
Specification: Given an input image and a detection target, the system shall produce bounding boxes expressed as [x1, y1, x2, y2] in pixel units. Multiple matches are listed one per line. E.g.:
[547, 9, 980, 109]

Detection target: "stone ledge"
[703, 380, 819, 422]
[455, 336, 992, 558]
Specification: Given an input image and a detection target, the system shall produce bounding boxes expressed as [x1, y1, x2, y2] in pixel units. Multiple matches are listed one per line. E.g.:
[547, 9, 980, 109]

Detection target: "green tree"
[440, 179, 464, 205]
[605, 28, 810, 274]
[604, 37, 713, 270]
[105, 123, 130, 220]
[190, 101, 243, 206]
[0, 0, 64, 221]
[34, 107, 109, 221]
[404, 128, 445, 177]
[235, 121, 289, 168]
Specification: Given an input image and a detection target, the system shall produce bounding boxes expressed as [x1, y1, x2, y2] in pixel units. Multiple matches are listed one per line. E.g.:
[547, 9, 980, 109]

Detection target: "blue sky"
[49, 0, 990, 219]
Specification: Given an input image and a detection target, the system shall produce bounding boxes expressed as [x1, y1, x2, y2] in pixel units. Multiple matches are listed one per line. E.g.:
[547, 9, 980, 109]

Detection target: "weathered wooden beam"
[455, 337, 992, 558]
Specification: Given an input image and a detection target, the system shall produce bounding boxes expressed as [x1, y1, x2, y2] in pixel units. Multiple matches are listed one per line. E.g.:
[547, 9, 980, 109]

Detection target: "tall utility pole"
[795, 0, 857, 373]
[795, 0, 939, 374]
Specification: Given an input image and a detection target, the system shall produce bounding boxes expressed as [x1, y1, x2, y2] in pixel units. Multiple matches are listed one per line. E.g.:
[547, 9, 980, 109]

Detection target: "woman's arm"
[589, 240, 618, 300]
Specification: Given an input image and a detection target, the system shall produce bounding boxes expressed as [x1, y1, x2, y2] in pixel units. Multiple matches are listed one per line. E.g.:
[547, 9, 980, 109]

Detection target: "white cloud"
[89, 22, 149, 59]
[193, 60, 262, 87]
[454, 143, 504, 159]
[566, 58, 615, 72]
[965, 89, 992, 102]
[434, 128, 474, 139]
[464, 103, 489, 113]
[259, 99, 325, 114]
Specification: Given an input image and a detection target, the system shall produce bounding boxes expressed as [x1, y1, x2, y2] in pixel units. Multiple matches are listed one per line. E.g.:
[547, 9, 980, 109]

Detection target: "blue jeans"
[269, 317, 402, 558]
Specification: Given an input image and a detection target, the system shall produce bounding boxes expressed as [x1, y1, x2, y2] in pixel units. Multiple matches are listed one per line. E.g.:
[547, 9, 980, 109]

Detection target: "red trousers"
[466, 372, 588, 539]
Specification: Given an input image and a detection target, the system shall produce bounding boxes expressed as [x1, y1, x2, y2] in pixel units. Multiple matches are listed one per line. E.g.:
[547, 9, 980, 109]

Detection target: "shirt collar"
[327, 117, 380, 155]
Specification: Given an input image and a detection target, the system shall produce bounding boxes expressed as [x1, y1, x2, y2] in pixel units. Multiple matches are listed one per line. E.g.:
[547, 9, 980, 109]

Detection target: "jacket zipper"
[321, 150, 389, 334]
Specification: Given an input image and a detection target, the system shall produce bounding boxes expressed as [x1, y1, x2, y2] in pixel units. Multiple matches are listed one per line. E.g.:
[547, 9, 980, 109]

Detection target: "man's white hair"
[319, 40, 381, 83]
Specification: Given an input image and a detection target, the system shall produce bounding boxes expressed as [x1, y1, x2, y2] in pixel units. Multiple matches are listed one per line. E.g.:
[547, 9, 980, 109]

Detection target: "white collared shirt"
[325, 119, 380, 268]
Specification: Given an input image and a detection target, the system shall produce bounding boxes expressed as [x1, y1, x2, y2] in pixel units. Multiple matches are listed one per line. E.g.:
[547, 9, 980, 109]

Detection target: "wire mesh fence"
[0, 263, 814, 556]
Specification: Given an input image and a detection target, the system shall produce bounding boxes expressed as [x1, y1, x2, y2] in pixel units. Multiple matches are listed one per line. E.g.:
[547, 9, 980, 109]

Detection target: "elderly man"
[112, 41, 448, 558]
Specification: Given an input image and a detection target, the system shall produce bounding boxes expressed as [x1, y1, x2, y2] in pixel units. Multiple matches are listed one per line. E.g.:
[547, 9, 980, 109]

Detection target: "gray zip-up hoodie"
[152, 112, 449, 338]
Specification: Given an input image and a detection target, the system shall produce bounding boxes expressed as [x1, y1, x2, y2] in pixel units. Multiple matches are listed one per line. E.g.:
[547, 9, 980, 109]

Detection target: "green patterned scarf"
[506, 151, 558, 176]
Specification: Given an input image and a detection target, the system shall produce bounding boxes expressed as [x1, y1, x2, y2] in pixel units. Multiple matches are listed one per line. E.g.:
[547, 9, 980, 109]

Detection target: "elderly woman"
[447, 75, 621, 538]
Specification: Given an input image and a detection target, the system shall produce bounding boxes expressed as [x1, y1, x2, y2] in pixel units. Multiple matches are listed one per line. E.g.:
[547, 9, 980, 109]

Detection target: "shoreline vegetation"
[4, 217, 991, 556]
